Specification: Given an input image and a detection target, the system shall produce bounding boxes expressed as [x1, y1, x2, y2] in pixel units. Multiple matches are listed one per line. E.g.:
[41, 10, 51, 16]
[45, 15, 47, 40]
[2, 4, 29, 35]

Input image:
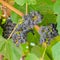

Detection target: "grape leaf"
[31, 46, 44, 58]
[27, 0, 36, 5]
[46, 46, 53, 60]
[0, 36, 6, 53]
[0, 37, 22, 60]
[44, 54, 51, 60]
[56, 15, 60, 35]
[29, 0, 56, 25]
[52, 42, 60, 60]
[14, 0, 36, 6]
[39, 13, 57, 26]
[57, 25, 60, 35]
[27, 29, 40, 44]
[54, 0, 60, 14]
[5, 40, 22, 60]
[11, 3, 26, 23]
[20, 43, 29, 55]
[31, 46, 51, 60]
[0, 9, 2, 16]
[0, 27, 3, 36]
[11, 3, 22, 23]
[11, 0, 56, 25]
[25, 53, 39, 60]
[50, 36, 60, 46]
[14, 0, 25, 6]
[11, 11, 20, 23]
[46, 36, 60, 60]
[28, 0, 54, 14]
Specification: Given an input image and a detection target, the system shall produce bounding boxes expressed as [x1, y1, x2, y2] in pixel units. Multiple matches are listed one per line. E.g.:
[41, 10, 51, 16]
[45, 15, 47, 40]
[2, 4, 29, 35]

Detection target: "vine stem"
[26, 2, 28, 15]
[0, 0, 24, 17]
[7, 23, 19, 40]
[40, 44, 47, 60]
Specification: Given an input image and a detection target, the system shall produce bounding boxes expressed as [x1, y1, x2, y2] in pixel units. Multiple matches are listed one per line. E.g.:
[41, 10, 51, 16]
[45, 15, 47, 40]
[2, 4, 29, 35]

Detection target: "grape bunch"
[12, 11, 43, 46]
[30, 11, 43, 24]
[39, 24, 58, 45]
[1, 17, 16, 39]
[22, 11, 43, 29]
[1, 11, 43, 46]
[12, 31, 26, 46]
[12, 23, 34, 46]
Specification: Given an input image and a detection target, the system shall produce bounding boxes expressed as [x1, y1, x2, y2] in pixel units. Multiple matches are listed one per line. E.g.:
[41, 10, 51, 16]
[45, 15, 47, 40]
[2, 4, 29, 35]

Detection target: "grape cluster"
[12, 31, 26, 46]
[12, 11, 43, 46]
[1, 17, 16, 39]
[1, 11, 43, 46]
[12, 24, 34, 46]
[22, 11, 43, 29]
[39, 24, 58, 45]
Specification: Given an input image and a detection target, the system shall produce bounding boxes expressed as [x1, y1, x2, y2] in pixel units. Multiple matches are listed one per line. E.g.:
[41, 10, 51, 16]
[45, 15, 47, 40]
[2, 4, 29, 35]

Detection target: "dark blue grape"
[39, 24, 58, 45]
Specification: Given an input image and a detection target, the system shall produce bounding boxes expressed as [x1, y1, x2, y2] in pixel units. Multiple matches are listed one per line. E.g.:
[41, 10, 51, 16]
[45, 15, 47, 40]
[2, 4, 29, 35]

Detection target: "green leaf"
[31, 46, 51, 60]
[56, 15, 60, 35]
[57, 25, 60, 35]
[0, 9, 2, 16]
[11, 11, 20, 23]
[0, 36, 6, 52]
[5, 40, 22, 60]
[11, 0, 55, 25]
[25, 53, 39, 60]
[29, 0, 54, 14]
[50, 36, 60, 46]
[14, 0, 25, 6]
[27, 29, 40, 44]
[0, 27, 3, 36]
[46, 46, 53, 60]
[0, 38, 22, 60]
[52, 42, 60, 60]
[54, 0, 60, 14]
[56, 15, 60, 24]
[28, 0, 36, 5]
[14, 0, 36, 6]
[31, 46, 44, 58]
[29, 0, 56, 26]
[20, 43, 29, 55]
[39, 13, 57, 26]
[11, 3, 25, 23]
[11, 3, 21, 23]
[44, 54, 51, 60]
[46, 36, 60, 60]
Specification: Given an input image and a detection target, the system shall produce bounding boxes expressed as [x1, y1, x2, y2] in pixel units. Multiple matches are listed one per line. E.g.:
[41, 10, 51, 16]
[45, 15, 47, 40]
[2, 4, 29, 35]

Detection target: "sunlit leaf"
[52, 42, 60, 60]
[0, 38, 22, 60]
[54, 0, 60, 14]
[14, 0, 36, 6]
[25, 53, 39, 60]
